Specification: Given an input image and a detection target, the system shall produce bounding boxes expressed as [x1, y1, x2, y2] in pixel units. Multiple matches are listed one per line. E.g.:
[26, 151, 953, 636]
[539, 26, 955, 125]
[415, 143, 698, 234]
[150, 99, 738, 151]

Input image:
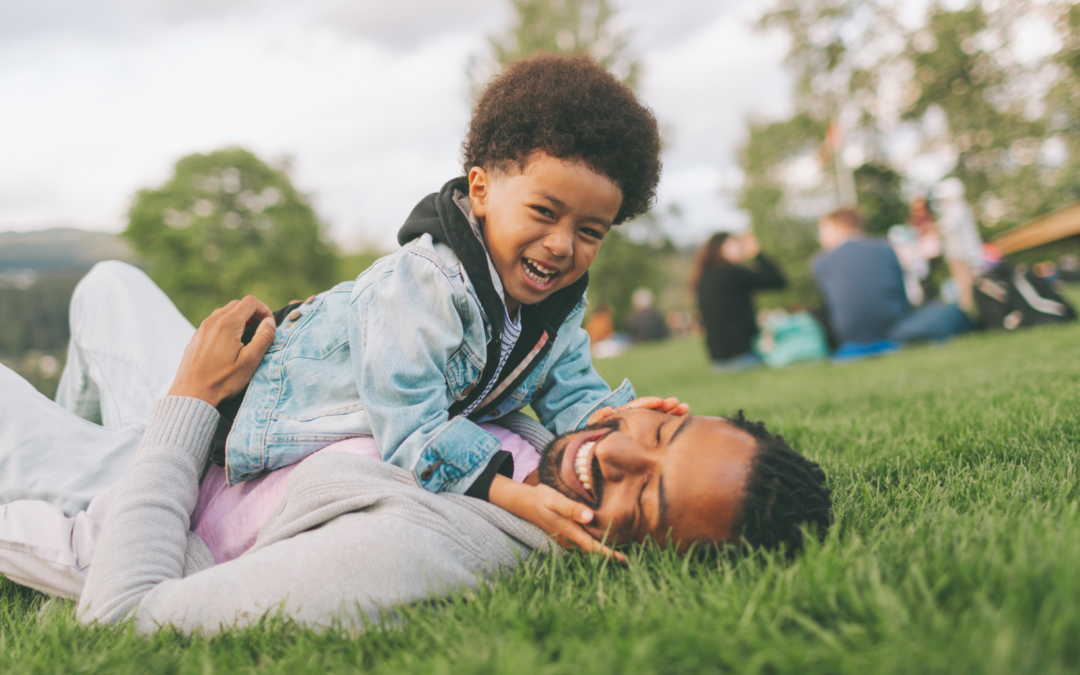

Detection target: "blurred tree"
[586, 229, 665, 330]
[0, 271, 82, 358]
[904, 1, 1078, 233]
[470, 0, 639, 94]
[740, 0, 1080, 306]
[124, 148, 336, 324]
[854, 162, 908, 235]
[738, 1, 901, 307]
[737, 114, 828, 308]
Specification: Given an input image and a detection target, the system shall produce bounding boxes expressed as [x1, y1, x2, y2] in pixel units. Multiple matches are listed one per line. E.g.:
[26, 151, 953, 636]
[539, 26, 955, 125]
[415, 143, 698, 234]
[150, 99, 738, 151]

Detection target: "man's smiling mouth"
[560, 427, 611, 505]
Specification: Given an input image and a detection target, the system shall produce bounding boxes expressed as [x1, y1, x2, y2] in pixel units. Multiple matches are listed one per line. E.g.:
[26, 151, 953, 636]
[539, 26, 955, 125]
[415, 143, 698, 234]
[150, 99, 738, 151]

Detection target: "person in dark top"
[691, 232, 787, 369]
[813, 208, 972, 350]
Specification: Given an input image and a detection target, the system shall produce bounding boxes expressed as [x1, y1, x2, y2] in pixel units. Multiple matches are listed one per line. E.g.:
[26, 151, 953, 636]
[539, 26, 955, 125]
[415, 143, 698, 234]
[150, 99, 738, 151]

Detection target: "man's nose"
[543, 227, 573, 258]
[595, 433, 653, 483]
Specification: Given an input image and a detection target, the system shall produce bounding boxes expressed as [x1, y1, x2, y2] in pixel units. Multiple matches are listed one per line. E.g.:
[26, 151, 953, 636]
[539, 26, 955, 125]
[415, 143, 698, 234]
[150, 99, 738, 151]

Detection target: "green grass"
[3, 320, 1080, 673]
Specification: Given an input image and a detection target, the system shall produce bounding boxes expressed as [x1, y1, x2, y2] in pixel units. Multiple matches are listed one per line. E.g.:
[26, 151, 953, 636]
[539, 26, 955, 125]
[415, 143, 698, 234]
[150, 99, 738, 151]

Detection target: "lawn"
[2, 320, 1079, 673]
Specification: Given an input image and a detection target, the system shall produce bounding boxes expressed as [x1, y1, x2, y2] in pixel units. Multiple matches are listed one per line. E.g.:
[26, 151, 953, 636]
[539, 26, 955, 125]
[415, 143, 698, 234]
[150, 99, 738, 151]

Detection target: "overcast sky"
[0, 0, 799, 250]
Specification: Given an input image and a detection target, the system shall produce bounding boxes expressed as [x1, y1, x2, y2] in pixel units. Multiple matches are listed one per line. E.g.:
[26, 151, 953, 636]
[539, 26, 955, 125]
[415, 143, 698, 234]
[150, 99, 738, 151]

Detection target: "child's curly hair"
[463, 53, 661, 225]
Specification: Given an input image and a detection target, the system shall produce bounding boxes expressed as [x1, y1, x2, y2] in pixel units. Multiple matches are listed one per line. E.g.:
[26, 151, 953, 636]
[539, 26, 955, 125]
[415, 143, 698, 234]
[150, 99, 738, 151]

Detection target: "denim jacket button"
[419, 459, 442, 482]
[303, 295, 316, 304]
[288, 310, 302, 321]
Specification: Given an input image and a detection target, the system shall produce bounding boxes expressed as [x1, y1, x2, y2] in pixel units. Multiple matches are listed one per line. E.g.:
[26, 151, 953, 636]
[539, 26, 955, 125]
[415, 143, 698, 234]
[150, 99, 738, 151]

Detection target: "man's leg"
[2, 261, 195, 513]
[887, 302, 974, 343]
[0, 363, 142, 514]
[56, 261, 195, 430]
[0, 263, 195, 595]
[0, 483, 117, 598]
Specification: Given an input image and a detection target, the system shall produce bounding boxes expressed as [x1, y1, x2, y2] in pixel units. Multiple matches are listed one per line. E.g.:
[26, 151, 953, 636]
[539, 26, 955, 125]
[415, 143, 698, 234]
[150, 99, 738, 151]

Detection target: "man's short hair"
[726, 411, 833, 558]
[823, 207, 865, 231]
[463, 53, 662, 225]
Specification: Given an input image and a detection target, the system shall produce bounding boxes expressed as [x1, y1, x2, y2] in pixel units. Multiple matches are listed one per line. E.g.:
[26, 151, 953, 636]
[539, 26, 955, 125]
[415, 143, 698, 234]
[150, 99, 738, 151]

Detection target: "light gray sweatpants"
[0, 261, 194, 597]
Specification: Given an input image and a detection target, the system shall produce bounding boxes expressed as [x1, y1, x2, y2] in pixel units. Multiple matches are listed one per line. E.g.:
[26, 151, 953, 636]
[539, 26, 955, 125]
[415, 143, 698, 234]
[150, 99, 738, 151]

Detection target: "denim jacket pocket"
[444, 344, 483, 400]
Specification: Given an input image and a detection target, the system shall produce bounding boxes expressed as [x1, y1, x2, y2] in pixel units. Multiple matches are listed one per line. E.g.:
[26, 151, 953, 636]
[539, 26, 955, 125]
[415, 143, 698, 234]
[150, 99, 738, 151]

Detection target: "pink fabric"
[190, 424, 541, 564]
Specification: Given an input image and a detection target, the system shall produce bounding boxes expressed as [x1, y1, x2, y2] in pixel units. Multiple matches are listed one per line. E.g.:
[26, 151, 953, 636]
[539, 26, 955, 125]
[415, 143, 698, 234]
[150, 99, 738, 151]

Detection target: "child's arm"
[488, 474, 625, 561]
[529, 325, 689, 435]
[529, 323, 637, 435]
[347, 251, 505, 496]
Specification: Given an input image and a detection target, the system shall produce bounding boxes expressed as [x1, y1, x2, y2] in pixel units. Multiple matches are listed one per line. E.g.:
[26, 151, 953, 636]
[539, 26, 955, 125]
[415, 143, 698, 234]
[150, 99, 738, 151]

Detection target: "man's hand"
[587, 396, 689, 426]
[167, 296, 276, 407]
[488, 475, 626, 562]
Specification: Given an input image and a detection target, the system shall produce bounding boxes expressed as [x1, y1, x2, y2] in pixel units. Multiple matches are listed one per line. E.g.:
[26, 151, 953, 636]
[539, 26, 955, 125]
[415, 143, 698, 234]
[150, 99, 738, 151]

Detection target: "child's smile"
[468, 153, 623, 314]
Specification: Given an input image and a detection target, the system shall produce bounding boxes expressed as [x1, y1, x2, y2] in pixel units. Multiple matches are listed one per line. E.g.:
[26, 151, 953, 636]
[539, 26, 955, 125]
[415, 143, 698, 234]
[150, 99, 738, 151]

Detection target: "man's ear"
[468, 166, 490, 219]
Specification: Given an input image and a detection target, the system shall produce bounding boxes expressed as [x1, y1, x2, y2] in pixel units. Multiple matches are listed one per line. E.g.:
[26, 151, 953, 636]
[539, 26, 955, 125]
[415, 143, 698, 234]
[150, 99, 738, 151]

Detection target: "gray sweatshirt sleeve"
[77, 396, 219, 625]
[77, 396, 531, 634]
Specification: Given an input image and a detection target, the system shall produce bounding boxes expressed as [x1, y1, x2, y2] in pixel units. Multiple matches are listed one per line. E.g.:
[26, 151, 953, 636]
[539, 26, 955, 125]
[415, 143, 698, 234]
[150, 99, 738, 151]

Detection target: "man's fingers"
[587, 406, 614, 426]
[201, 299, 240, 328]
[225, 296, 272, 331]
[544, 492, 594, 525]
[239, 316, 276, 367]
[557, 525, 625, 561]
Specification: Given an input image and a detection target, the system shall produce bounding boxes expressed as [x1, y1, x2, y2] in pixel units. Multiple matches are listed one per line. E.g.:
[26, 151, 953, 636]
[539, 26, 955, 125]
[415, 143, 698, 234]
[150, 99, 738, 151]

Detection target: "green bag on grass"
[754, 311, 828, 369]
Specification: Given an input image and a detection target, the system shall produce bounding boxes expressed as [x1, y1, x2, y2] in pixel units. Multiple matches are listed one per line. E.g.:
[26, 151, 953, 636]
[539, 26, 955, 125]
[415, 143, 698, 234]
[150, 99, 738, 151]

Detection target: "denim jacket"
[224, 178, 635, 492]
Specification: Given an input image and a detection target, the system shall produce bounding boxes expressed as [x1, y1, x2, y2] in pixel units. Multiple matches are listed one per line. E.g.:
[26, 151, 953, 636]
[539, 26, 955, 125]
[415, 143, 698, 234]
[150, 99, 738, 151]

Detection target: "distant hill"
[0, 228, 138, 273]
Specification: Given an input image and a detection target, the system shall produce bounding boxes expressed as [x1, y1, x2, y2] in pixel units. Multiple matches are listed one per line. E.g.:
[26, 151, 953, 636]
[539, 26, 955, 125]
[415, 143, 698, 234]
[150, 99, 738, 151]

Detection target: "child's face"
[469, 153, 622, 313]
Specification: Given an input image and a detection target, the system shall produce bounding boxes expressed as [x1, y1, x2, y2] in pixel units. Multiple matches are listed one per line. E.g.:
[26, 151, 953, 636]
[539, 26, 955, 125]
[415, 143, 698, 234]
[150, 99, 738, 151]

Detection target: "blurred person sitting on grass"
[813, 207, 973, 360]
[626, 288, 669, 343]
[0, 263, 832, 633]
[691, 231, 787, 371]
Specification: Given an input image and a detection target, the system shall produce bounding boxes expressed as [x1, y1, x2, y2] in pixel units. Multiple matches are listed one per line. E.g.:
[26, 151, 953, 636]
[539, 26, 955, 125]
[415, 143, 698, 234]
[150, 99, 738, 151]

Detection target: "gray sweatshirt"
[77, 397, 557, 633]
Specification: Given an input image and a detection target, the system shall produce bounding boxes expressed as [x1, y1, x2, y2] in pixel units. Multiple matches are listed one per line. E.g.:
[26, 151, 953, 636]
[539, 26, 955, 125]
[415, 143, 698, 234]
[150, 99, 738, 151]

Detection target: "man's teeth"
[575, 441, 595, 491]
[523, 258, 556, 285]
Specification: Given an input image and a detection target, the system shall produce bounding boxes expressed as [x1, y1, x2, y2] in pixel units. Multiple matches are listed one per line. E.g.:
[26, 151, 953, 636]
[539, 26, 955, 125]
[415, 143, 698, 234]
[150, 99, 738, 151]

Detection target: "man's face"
[538, 409, 758, 551]
[469, 153, 622, 313]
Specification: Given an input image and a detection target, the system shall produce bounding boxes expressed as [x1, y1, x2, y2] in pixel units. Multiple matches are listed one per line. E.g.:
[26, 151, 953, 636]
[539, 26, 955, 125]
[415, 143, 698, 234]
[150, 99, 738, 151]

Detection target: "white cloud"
[0, 0, 791, 251]
[640, 2, 789, 243]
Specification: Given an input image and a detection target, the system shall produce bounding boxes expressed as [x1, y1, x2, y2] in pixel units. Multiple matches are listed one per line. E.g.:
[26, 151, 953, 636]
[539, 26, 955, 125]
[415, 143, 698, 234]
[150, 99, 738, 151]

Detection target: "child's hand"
[587, 396, 689, 426]
[488, 476, 625, 561]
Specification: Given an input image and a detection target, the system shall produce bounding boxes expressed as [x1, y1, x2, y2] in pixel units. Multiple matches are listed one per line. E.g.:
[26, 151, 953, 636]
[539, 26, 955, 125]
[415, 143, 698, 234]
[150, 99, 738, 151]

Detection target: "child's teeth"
[523, 258, 556, 285]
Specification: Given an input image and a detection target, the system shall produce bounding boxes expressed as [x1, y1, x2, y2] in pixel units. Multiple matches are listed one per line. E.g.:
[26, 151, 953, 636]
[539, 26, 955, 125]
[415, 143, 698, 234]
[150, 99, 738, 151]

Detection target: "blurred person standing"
[625, 288, 668, 343]
[691, 232, 786, 371]
[934, 178, 985, 312]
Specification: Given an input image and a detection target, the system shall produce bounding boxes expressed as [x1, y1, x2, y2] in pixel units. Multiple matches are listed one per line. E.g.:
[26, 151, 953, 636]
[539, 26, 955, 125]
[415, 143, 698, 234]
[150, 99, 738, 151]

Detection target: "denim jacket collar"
[396, 177, 590, 419]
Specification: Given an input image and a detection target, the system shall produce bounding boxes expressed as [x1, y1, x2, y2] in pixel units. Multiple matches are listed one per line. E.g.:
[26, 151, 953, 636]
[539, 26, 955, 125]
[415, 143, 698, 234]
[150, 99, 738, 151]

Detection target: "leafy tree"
[737, 114, 828, 308]
[0, 271, 83, 358]
[471, 0, 639, 93]
[586, 229, 664, 329]
[904, 1, 1078, 233]
[854, 162, 908, 235]
[740, 0, 1080, 305]
[124, 148, 336, 324]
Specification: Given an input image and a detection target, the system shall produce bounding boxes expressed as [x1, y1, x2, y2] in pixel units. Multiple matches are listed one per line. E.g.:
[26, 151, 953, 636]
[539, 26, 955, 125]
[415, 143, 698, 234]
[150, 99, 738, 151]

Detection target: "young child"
[216, 53, 675, 552]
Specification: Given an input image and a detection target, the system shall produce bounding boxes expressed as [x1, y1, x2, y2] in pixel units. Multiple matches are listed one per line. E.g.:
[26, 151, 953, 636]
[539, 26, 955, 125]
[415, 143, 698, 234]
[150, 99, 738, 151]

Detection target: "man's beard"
[537, 417, 618, 508]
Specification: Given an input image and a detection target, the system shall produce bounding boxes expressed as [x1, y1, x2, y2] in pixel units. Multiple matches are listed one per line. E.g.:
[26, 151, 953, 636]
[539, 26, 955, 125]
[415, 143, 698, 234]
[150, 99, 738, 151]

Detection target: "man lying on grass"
[0, 266, 832, 633]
